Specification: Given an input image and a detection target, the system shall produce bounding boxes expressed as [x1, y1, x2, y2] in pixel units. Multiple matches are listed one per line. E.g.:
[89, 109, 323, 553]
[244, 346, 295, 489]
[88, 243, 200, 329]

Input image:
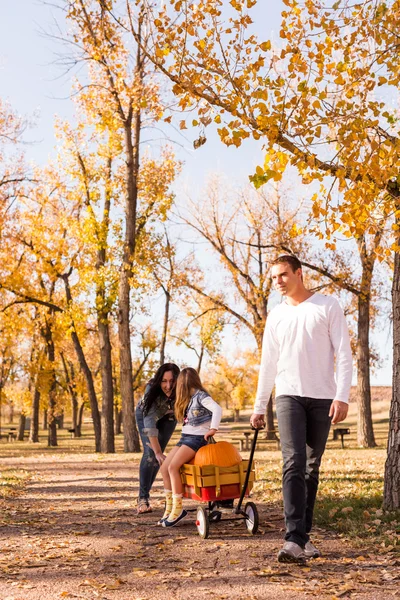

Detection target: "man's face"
[271, 262, 302, 296]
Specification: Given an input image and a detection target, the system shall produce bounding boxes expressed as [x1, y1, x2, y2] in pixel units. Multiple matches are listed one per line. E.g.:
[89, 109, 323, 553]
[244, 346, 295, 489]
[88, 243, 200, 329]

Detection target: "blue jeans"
[136, 405, 177, 501]
[177, 433, 208, 452]
[275, 395, 332, 548]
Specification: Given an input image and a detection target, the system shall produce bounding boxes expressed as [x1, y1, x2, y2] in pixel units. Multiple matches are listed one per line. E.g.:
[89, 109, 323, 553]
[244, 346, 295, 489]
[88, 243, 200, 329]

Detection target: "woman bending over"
[160, 367, 222, 527]
[136, 363, 180, 514]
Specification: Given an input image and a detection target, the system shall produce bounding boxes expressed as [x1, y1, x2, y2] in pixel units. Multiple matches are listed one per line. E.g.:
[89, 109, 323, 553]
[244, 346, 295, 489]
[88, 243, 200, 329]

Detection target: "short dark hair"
[271, 254, 302, 273]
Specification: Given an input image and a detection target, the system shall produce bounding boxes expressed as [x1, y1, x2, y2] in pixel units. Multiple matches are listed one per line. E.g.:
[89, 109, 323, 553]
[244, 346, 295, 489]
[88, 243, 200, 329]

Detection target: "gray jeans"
[275, 395, 332, 548]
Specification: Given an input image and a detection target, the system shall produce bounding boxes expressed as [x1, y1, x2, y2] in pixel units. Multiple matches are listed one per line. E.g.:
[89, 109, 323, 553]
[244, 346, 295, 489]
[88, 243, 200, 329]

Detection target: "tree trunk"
[61, 356, 79, 437]
[356, 294, 376, 447]
[118, 111, 141, 452]
[62, 275, 101, 452]
[233, 408, 240, 422]
[56, 410, 64, 429]
[18, 413, 26, 441]
[114, 404, 122, 435]
[98, 319, 115, 453]
[355, 234, 377, 447]
[256, 340, 276, 438]
[42, 409, 47, 430]
[197, 344, 204, 374]
[265, 397, 275, 439]
[160, 289, 170, 365]
[118, 17, 144, 453]
[383, 247, 400, 510]
[45, 322, 58, 448]
[76, 402, 85, 438]
[9, 402, 14, 424]
[29, 386, 40, 443]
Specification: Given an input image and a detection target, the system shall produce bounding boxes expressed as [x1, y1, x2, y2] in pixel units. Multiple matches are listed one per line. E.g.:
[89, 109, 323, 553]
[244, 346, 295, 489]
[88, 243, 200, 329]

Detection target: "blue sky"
[0, 1, 392, 385]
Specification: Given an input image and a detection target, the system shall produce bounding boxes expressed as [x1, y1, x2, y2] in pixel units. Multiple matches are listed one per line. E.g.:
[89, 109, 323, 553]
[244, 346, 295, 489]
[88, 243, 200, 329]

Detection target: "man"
[250, 255, 352, 564]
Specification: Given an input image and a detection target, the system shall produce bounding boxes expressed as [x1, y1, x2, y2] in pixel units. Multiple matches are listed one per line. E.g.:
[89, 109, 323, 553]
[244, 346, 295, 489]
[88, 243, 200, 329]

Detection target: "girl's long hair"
[142, 363, 180, 416]
[174, 367, 208, 422]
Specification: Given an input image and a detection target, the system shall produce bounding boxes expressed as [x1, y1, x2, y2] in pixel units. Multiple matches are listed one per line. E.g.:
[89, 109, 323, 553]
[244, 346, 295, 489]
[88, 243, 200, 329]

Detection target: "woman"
[135, 363, 180, 514]
[159, 367, 222, 527]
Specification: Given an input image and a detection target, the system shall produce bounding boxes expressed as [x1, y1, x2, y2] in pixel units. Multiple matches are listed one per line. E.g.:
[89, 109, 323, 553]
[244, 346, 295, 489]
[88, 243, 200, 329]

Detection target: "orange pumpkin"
[194, 438, 242, 467]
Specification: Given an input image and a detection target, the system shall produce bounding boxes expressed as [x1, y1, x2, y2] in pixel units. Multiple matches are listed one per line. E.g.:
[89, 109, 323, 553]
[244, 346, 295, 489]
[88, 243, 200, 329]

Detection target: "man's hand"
[250, 413, 266, 429]
[329, 400, 348, 425]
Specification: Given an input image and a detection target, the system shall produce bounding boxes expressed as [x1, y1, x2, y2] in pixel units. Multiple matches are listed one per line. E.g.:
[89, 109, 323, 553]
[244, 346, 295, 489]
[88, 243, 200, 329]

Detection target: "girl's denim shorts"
[177, 434, 208, 452]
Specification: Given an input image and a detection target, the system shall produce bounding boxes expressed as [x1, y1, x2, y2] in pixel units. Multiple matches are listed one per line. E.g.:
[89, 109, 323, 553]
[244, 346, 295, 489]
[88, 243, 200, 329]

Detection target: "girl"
[135, 363, 180, 514]
[159, 367, 222, 527]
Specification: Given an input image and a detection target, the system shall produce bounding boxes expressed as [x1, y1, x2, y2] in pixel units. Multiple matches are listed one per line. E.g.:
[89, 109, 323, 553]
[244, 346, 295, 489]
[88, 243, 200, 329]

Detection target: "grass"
[0, 469, 30, 499]
[255, 450, 400, 552]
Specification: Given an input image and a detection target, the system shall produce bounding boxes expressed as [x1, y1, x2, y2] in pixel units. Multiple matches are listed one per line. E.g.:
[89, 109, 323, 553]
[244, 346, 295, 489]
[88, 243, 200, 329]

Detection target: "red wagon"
[179, 429, 260, 538]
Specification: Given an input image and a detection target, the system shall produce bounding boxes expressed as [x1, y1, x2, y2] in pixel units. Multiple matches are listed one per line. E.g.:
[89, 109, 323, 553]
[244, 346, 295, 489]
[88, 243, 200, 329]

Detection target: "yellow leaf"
[260, 40, 271, 52]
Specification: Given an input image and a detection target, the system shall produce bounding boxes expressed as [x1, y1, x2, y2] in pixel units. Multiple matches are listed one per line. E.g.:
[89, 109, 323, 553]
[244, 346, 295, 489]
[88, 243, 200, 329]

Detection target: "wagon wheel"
[209, 510, 222, 523]
[244, 501, 259, 535]
[196, 506, 210, 539]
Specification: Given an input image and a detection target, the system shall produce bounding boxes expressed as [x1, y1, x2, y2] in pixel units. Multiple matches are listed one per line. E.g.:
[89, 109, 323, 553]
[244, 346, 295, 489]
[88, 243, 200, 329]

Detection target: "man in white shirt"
[250, 255, 352, 564]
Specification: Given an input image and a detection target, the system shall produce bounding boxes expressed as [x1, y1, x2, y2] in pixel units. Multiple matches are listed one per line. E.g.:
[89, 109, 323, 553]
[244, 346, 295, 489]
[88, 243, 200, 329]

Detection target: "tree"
[63, 0, 178, 452]
[179, 179, 311, 434]
[135, 0, 400, 508]
[206, 351, 258, 421]
[173, 295, 226, 374]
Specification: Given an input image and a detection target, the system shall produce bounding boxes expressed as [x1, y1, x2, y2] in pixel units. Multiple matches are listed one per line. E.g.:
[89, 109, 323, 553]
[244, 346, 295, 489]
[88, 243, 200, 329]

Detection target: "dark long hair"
[142, 363, 180, 416]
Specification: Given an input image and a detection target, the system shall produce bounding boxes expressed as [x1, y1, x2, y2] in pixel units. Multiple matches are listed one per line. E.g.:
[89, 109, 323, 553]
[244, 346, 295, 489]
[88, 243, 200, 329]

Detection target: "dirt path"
[0, 454, 398, 600]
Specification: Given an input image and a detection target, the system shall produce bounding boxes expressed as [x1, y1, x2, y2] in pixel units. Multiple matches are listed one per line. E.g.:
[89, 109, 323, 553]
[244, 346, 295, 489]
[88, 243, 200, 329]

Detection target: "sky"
[0, 1, 392, 385]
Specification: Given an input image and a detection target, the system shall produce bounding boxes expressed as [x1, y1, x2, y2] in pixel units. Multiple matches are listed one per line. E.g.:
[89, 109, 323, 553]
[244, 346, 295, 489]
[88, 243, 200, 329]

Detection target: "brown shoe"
[137, 499, 152, 514]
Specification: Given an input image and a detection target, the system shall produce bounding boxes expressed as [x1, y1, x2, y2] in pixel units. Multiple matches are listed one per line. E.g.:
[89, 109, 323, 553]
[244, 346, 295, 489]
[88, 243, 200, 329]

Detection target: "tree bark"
[383, 247, 400, 510]
[18, 413, 26, 441]
[42, 408, 47, 430]
[44, 320, 58, 448]
[356, 294, 376, 447]
[76, 402, 85, 437]
[62, 275, 102, 452]
[118, 115, 141, 451]
[114, 405, 122, 435]
[256, 338, 276, 438]
[118, 49, 143, 452]
[56, 410, 64, 429]
[265, 394, 277, 440]
[61, 356, 79, 437]
[98, 318, 115, 452]
[197, 344, 204, 375]
[159, 289, 170, 365]
[29, 386, 40, 443]
[355, 235, 377, 447]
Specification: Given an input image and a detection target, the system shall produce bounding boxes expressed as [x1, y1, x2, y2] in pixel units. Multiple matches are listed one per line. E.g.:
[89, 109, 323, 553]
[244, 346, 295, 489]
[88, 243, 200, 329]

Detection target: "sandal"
[137, 499, 152, 514]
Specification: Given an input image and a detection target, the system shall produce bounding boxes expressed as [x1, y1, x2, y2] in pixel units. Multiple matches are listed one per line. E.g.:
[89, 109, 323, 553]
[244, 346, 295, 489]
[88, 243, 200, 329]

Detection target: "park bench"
[0, 429, 17, 442]
[7, 428, 17, 442]
[238, 430, 280, 451]
[332, 427, 350, 448]
[68, 428, 76, 439]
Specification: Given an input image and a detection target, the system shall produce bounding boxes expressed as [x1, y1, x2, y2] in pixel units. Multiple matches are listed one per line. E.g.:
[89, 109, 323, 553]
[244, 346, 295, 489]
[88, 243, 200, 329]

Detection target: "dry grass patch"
[254, 448, 400, 553]
[0, 468, 29, 499]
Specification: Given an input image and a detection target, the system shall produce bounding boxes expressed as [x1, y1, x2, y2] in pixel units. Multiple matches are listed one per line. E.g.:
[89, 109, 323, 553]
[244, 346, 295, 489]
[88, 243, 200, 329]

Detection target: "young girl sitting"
[159, 367, 222, 527]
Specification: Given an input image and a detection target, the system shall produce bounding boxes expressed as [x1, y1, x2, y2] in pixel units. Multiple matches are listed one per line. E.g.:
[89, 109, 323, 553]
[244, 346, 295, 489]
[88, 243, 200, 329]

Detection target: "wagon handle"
[235, 426, 262, 513]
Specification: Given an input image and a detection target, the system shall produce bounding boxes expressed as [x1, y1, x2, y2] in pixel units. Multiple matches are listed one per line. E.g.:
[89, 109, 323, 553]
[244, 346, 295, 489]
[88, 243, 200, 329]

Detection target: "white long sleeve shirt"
[182, 395, 223, 435]
[253, 293, 353, 415]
